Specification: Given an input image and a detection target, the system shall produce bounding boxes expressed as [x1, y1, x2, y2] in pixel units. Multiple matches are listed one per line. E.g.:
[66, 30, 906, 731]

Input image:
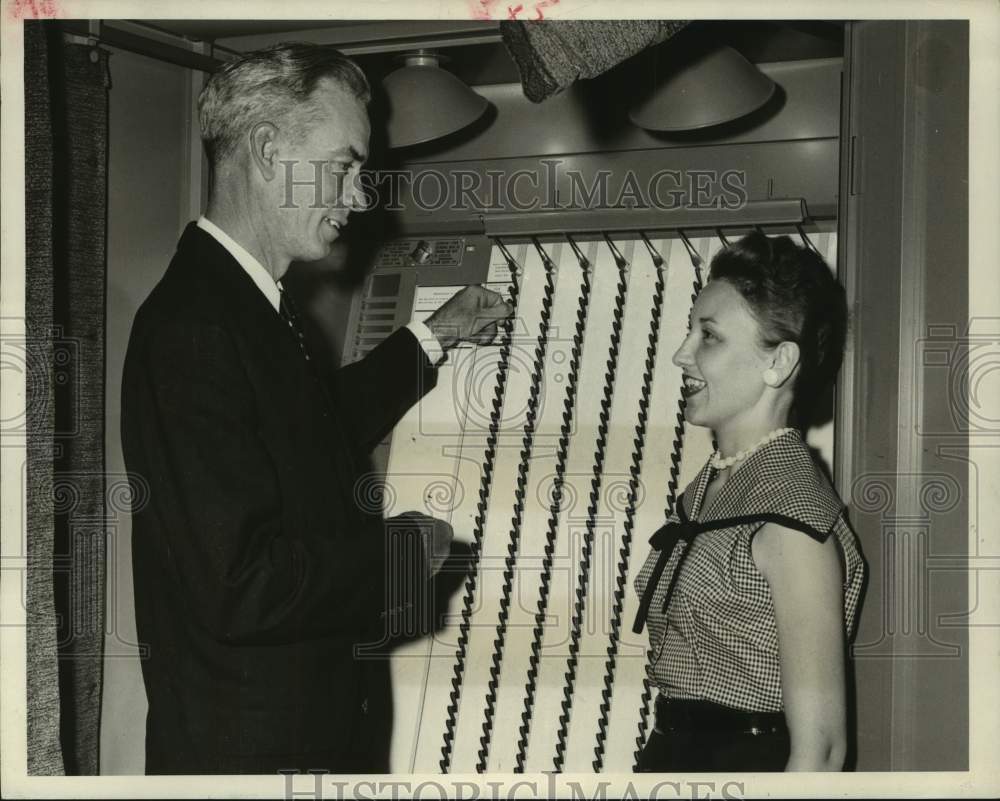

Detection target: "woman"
[632, 231, 866, 772]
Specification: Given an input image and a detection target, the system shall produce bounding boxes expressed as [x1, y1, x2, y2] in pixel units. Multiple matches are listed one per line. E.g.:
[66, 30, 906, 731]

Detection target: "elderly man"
[121, 43, 510, 774]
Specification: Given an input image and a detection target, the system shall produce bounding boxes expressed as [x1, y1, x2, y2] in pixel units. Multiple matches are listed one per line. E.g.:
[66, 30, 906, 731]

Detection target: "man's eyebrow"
[331, 146, 367, 163]
[695, 315, 717, 324]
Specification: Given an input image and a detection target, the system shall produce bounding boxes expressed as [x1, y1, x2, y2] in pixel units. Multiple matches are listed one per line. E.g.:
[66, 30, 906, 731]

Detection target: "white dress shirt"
[195, 216, 444, 365]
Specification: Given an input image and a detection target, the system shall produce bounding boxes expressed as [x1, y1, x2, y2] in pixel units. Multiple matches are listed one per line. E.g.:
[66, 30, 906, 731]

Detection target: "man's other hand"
[424, 516, 454, 577]
[393, 511, 455, 577]
[425, 285, 513, 351]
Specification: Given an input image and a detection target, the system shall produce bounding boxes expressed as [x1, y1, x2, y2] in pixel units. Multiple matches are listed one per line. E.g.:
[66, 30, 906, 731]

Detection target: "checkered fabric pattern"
[634, 429, 866, 712]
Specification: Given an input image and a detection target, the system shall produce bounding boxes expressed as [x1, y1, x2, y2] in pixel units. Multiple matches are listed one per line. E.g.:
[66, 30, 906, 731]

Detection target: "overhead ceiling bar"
[57, 20, 226, 72]
[215, 20, 501, 55]
[56, 19, 503, 71]
[384, 199, 809, 238]
[481, 198, 809, 239]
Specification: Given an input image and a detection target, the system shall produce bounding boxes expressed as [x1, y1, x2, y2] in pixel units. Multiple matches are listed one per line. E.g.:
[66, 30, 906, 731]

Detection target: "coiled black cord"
[513, 235, 594, 772]
[592, 233, 664, 772]
[632, 232, 706, 769]
[476, 238, 557, 773]
[551, 235, 609, 771]
[439, 239, 522, 773]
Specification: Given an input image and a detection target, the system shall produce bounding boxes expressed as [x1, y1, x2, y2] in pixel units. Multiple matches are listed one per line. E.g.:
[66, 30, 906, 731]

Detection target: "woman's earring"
[763, 368, 779, 386]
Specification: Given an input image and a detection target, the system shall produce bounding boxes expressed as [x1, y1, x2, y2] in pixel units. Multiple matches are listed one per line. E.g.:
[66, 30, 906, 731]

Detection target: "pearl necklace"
[709, 427, 797, 470]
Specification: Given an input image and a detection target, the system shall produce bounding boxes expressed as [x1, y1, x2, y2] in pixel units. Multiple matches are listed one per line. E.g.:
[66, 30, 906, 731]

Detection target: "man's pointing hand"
[425, 285, 513, 351]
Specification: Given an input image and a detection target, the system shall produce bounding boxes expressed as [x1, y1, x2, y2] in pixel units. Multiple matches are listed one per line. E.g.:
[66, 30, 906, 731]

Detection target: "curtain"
[24, 18, 64, 777]
[24, 19, 110, 776]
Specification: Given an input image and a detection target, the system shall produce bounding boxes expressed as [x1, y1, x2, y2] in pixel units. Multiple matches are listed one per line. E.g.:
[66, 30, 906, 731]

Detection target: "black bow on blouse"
[632, 499, 701, 635]
[632, 493, 764, 634]
[631, 497, 804, 635]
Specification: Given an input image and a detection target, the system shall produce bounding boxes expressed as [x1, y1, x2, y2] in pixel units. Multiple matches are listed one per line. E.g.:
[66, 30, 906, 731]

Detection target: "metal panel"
[482, 199, 807, 238]
[403, 59, 843, 164]
[383, 141, 839, 236]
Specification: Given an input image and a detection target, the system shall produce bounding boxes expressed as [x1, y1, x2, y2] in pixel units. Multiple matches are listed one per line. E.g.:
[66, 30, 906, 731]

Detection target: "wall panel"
[379, 226, 837, 772]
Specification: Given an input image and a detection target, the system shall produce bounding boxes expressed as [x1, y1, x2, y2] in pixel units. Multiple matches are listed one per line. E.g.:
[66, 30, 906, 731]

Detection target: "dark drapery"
[500, 19, 690, 102]
[24, 20, 110, 776]
[24, 18, 64, 778]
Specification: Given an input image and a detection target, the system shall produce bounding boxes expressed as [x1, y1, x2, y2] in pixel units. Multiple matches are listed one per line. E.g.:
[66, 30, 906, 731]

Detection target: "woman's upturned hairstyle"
[708, 231, 849, 430]
[198, 42, 371, 169]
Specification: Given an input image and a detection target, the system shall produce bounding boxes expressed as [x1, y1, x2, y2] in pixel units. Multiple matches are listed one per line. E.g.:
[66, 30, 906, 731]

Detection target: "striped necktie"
[278, 286, 311, 362]
[277, 286, 361, 475]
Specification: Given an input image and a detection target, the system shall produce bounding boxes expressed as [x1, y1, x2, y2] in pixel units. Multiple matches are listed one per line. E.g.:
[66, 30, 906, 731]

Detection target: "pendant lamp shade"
[382, 51, 489, 149]
[629, 45, 776, 132]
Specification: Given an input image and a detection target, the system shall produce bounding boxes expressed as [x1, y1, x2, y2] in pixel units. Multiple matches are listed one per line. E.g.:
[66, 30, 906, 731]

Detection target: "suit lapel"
[175, 223, 288, 337]
[171, 223, 362, 471]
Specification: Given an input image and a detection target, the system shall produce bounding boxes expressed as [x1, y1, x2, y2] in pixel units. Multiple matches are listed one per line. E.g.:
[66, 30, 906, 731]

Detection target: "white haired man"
[121, 43, 510, 774]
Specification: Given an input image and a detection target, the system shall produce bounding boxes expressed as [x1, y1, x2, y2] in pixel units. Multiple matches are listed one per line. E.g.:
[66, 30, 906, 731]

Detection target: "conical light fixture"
[629, 44, 775, 132]
[382, 50, 489, 149]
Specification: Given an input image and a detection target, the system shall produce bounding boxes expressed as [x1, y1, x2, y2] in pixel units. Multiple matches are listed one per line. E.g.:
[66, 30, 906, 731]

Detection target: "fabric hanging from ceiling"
[23, 20, 111, 776]
[499, 19, 690, 103]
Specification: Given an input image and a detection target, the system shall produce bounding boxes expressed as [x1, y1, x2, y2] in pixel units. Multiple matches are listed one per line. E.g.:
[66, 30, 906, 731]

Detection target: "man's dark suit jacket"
[121, 223, 437, 774]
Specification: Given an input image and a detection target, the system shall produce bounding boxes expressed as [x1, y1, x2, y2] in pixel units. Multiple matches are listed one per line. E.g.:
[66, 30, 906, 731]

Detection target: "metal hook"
[795, 224, 824, 257]
[531, 236, 557, 272]
[639, 232, 665, 271]
[677, 230, 704, 271]
[494, 237, 522, 277]
[603, 233, 629, 271]
[565, 234, 591, 272]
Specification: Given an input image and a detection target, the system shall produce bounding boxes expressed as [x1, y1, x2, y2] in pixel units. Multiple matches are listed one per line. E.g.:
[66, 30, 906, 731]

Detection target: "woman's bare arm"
[752, 522, 848, 771]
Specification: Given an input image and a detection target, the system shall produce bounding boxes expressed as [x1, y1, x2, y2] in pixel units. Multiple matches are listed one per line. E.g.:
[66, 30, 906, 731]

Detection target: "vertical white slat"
[511, 239, 608, 772]
[446, 242, 553, 772]
[560, 237, 645, 772]
[599, 236, 717, 771]
[486, 239, 594, 772]
[409, 243, 522, 772]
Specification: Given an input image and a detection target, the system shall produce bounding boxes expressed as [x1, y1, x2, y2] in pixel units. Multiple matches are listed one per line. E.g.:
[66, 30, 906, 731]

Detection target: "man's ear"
[772, 340, 801, 386]
[248, 121, 279, 181]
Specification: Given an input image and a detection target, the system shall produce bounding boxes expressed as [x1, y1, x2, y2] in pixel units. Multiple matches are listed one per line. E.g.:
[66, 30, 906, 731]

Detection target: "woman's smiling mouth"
[681, 374, 707, 398]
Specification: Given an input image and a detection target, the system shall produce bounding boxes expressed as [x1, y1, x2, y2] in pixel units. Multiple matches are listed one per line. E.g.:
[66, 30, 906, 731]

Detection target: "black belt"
[654, 695, 788, 737]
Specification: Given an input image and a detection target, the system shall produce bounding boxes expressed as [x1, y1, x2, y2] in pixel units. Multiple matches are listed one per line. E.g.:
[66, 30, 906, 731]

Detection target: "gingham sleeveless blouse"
[633, 429, 865, 713]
